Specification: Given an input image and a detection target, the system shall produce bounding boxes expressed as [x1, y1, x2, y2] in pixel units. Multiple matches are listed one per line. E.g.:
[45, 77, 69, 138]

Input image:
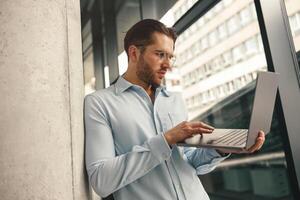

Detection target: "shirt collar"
[159, 86, 170, 97]
[114, 76, 133, 95]
[114, 76, 171, 97]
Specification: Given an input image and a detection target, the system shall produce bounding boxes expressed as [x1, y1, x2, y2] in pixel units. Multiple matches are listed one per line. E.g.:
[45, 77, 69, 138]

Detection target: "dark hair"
[124, 19, 177, 55]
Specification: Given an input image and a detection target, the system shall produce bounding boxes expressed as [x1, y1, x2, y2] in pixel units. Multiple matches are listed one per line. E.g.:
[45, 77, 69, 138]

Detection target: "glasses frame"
[135, 45, 176, 66]
[153, 49, 176, 66]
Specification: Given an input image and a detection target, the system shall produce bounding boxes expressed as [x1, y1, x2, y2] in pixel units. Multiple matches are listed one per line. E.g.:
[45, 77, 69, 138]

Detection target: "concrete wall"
[0, 0, 89, 199]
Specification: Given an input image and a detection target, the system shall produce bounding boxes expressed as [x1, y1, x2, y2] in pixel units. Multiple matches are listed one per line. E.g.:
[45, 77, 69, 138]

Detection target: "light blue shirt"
[84, 76, 228, 200]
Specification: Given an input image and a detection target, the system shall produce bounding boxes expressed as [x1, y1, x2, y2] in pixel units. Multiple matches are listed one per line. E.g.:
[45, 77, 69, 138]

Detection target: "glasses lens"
[155, 50, 176, 66]
[170, 56, 176, 66]
[160, 52, 165, 60]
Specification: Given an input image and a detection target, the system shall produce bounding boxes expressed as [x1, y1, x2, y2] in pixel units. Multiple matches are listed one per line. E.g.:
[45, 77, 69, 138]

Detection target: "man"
[84, 19, 265, 200]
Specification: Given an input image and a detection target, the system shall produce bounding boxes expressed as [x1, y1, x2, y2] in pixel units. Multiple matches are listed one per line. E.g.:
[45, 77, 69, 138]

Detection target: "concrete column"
[0, 0, 89, 199]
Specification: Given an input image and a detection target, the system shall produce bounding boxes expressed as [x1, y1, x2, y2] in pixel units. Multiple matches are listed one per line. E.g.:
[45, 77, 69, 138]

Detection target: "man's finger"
[248, 138, 264, 152]
[190, 127, 213, 134]
[247, 131, 265, 152]
[200, 128, 214, 133]
[190, 121, 214, 130]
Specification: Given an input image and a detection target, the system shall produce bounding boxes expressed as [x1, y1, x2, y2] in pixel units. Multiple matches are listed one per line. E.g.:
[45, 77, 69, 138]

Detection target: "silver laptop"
[178, 71, 279, 151]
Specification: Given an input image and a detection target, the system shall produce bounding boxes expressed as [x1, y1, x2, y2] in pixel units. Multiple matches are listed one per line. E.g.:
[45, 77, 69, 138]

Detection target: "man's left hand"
[216, 130, 265, 154]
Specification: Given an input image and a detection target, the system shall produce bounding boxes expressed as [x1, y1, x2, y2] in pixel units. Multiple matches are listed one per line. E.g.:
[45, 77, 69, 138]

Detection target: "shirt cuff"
[210, 148, 231, 159]
[148, 134, 172, 163]
[196, 149, 230, 175]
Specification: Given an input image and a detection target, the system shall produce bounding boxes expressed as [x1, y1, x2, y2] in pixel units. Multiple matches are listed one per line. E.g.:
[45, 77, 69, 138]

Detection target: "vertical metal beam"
[102, 0, 120, 84]
[255, 0, 300, 197]
[91, 0, 105, 89]
[139, 0, 143, 19]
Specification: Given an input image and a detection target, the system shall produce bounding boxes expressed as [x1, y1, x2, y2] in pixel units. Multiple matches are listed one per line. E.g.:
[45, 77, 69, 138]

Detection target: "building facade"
[165, 0, 300, 120]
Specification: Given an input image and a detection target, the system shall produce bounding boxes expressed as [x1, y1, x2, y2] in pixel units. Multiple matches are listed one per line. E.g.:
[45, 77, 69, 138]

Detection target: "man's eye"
[156, 52, 163, 58]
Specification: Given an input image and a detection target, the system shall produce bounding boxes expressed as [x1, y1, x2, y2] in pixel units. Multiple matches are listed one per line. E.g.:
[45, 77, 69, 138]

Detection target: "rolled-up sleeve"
[84, 94, 172, 197]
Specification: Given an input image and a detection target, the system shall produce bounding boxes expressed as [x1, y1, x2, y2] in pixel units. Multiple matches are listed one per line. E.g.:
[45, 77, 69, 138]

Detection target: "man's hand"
[247, 130, 265, 153]
[164, 121, 214, 145]
[216, 130, 266, 154]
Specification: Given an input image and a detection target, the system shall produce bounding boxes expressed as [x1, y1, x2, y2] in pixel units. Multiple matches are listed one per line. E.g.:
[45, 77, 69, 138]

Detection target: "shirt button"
[163, 153, 168, 159]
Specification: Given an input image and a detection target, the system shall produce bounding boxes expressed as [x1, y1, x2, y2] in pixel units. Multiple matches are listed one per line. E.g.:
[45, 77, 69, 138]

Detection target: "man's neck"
[122, 72, 156, 100]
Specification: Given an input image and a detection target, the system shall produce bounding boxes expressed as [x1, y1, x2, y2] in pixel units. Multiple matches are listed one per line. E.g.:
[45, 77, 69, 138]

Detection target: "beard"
[136, 55, 161, 89]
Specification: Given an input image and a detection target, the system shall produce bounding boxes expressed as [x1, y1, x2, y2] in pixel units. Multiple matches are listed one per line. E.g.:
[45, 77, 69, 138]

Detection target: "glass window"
[83, 51, 96, 95]
[257, 34, 264, 52]
[289, 12, 300, 36]
[169, 0, 295, 199]
[201, 36, 209, 50]
[227, 15, 241, 35]
[283, 0, 300, 85]
[232, 44, 245, 63]
[250, 2, 257, 19]
[195, 41, 202, 55]
[285, 0, 300, 51]
[187, 49, 193, 60]
[213, 56, 222, 72]
[191, 44, 197, 57]
[82, 20, 96, 95]
[209, 30, 218, 46]
[199, 67, 205, 80]
[245, 36, 259, 56]
[222, 51, 233, 68]
[218, 23, 228, 41]
[240, 5, 253, 26]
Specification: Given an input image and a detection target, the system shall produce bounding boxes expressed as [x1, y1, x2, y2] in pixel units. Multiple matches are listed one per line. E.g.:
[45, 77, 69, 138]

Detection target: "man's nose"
[161, 57, 172, 68]
[161, 61, 172, 70]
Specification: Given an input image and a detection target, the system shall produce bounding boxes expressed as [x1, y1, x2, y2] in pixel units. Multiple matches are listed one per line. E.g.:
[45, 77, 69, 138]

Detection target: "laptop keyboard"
[213, 129, 248, 146]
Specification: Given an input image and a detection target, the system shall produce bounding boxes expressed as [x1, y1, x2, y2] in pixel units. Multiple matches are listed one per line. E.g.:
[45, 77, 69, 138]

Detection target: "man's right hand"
[164, 121, 214, 145]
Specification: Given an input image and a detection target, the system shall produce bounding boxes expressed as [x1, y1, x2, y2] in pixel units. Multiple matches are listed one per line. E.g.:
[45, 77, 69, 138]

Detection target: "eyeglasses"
[153, 50, 176, 66]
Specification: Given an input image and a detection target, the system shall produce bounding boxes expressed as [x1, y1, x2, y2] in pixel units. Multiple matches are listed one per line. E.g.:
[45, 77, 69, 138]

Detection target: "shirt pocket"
[161, 112, 183, 132]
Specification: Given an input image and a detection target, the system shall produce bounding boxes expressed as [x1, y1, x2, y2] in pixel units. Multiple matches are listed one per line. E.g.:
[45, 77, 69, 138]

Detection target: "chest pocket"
[160, 112, 183, 132]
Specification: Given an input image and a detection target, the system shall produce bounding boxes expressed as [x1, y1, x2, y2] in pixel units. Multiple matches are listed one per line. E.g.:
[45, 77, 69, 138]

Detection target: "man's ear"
[128, 45, 140, 63]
